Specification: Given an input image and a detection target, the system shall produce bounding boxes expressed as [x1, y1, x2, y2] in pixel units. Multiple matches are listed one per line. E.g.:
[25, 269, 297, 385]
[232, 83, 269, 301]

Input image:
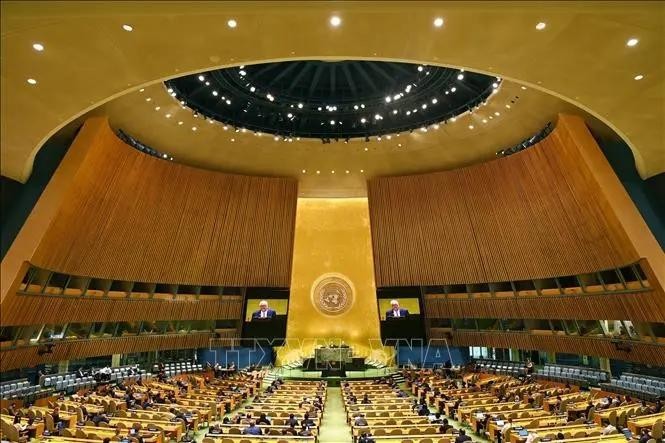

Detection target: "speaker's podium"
[315, 346, 353, 377]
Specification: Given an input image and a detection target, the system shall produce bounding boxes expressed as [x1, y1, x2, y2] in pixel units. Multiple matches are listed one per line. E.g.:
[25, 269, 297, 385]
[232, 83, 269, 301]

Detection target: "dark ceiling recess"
[165, 60, 500, 140]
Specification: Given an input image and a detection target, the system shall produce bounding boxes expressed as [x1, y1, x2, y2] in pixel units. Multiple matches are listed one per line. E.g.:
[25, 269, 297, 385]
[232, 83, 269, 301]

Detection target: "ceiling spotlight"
[331, 170, 335, 174]
[198, 75, 205, 81]
[406, 111, 411, 116]
[208, 119, 214, 124]
[122, 24, 133, 32]
[521, 86, 527, 90]
[405, 85, 412, 93]
[165, 114, 172, 118]
[178, 121, 183, 125]
[360, 169, 364, 173]
[154, 106, 160, 111]
[316, 170, 321, 175]
[433, 17, 444, 27]
[26, 78, 37, 85]
[239, 70, 247, 76]
[377, 136, 382, 141]
[433, 124, 440, 129]
[494, 111, 501, 116]
[212, 91, 218, 96]
[445, 91, 449, 95]
[297, 103, 304, 109]
[374, 114, 382, 120]
[287, 113, 293, 118]
[330, 120, 335, 125]
[492, 82, 499, 88]
[432, 98, 438, 104]
[274, 136, 279, 141]
[505, 104, 511, 109]
[386, 135, 392, 140]
[139, 88, 145, 92]
[482, 119, 487, 123]
[535, 22, 547, 31]
[226, 99, 232, 105]
[417, 66, 423, 72]
[192, 126, 197, 131]
[230, 138, 235, 142]
[32, 43, 45, 51]
[364, 147, 369, 151]
[360, 118, 367, 123]
[451, 87, 457, 92]
[634, 74, 644, 80]
[223, 125, 229, 130]
[227, 19, 237, 28]
[420, 127, 427, 132]
[385, 96, 391, 103]
[398, 143, 402, 147]
[421, 104, 427, 109]
[345, 170, 350, 174]
[330, 16, 342, 27]
[302, 169, 306, 174]
[354, 105, 359, 110]
[392, 110, 398, 114]
[145, 97, 152, 102]
[457, 73, 464, 80]
[450, 117, 457, 122]
[205, 81, 210, 86]
[626, 38, 639, 47]
[360, 104, 365, 109]
[468, 125, 474, 129]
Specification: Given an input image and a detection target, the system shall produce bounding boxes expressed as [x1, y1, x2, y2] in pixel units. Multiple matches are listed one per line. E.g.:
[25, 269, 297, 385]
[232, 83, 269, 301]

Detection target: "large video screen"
[241, 288, 289, 346]
[377, 287, 425, 344]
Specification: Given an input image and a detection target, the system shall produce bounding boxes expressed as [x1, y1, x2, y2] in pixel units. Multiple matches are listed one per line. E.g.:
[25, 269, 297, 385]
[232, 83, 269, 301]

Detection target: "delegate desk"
[204, 436, 315, 443]
[206, 424, 319, 437]
[627, 411, 665, 434]
[508, 423, 603, 443]
[0, 414, 45, 437]
[593, 404, 638, 425]
[485, 413, 566, 438]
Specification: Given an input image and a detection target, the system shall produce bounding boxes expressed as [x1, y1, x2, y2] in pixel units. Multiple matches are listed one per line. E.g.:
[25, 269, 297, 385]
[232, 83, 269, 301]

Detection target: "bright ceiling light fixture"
[535, 22, 546, 30]
[227, 19, 237, 28]
[634, 74, 644, 80]
[433, 17, 444, 28]
[626, 38, 639, 47]
[26, 78, 37, 85]
[457, 73, 464, 80]
[122, 24, 133, 32]
[32, 43, 45, 51]
[330, 16, 342, 27]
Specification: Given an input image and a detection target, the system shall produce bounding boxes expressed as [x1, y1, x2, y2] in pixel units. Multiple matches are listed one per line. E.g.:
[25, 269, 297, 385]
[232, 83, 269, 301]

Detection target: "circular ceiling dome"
[165, 60, 500, 140]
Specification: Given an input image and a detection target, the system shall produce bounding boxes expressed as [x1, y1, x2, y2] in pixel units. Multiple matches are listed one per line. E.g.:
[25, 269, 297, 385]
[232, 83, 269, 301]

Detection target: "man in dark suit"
[251, 300, 276, 320]
[386, 299, 409, 319]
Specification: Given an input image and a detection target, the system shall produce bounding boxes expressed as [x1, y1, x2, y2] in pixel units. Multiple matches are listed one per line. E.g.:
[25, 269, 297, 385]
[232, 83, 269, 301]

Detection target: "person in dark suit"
[251, 300, 276, 320]
[386, 299, 409, 319]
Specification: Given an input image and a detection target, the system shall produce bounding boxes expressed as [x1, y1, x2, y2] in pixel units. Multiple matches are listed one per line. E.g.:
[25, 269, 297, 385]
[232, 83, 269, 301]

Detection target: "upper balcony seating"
[473, 359, 526, 377]
[40, 364, 150, 393]
[0, 378, 49, 400]
[535, 363, 608, 386]
[152, 360, 202, 377]
[601, 373, 665, 400]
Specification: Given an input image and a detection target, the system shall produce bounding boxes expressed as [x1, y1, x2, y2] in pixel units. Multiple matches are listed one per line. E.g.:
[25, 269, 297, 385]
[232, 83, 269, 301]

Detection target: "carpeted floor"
[318, 387, 352, 443]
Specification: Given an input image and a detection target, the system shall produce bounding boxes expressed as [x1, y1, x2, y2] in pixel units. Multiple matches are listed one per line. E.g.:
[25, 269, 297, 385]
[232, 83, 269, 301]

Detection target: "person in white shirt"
[601, 419, 617, 435]
[525, 431, 539, 443]
[252, 300, 276, 320]
[501, 418, 513, 440]
[386, 300, 409, 319]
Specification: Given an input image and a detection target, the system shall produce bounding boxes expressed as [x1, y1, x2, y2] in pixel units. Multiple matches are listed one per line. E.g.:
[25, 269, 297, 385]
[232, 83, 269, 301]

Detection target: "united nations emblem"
[311, 273, 355, 316]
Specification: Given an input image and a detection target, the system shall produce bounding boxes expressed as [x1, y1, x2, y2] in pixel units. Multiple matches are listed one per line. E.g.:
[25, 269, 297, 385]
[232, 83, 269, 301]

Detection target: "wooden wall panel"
[431, 330, 665, 366]
[424, 290, 665, 323]
[368, 115, 639, 286]
[0, 333, 223, 372]
[0, 293, 244, 326]
[29, 118, 297, 287]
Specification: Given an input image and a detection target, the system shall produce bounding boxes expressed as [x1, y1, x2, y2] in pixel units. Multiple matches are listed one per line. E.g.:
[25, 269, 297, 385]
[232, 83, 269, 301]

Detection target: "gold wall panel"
[278, 198, 388, 364]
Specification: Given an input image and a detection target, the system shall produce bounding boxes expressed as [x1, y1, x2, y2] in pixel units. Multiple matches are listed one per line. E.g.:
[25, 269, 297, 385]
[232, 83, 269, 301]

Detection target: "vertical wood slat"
[28, 119, 298, 287]
[367, 116, 639, 287]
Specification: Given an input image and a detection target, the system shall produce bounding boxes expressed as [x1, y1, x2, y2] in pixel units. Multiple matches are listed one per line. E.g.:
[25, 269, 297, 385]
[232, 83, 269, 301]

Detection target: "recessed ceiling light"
[231, 138, 235, 142]
[451, 87, 456, 92]
[330, 16, 342, 27]
[468, 125, 474, 129]
[360, 169, 364, 173]
[154, 106, 160, 111]
[626, 38, 639, 47]
[457, 74, 464, 80]
[482, 119, 487, 123]
[212, 91, 218, 96]
[32, 43, 44, 51]
[364, 147, 368, 151]
[122, 24, 133, 32]
[521, 86, 527, 90]
[331, 170, 335, 174]
[634, 74, 644, 80]
[360, 118, 367, 123]
[433, 17, 444, 28]
[298, 103, 304, 109]
[302, 169, 306, 174]
[535, 22, 546, 30]
[494, 111, 500, 116]
[432, 98, 438, 104]
[398, 143, 402, 147]
[227, 19, 237, 28]
[417, 66, 423, 72]
[421, 104, 427, 109]
[450, 117, 457, 122]
[26, 78, 37, 85]
[505, 104, 511, 109]
[178, 121, 183, 125]
[139, 88, 145, 92]
[145, 97, 152, 102]
[166, 114, 171, 118]
[316, 170, 321, 174]
[192, 126, 197, 131]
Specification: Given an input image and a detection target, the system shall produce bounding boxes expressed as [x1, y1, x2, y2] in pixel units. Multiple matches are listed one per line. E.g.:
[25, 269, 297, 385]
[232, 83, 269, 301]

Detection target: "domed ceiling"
[166, 61, 498, 140]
